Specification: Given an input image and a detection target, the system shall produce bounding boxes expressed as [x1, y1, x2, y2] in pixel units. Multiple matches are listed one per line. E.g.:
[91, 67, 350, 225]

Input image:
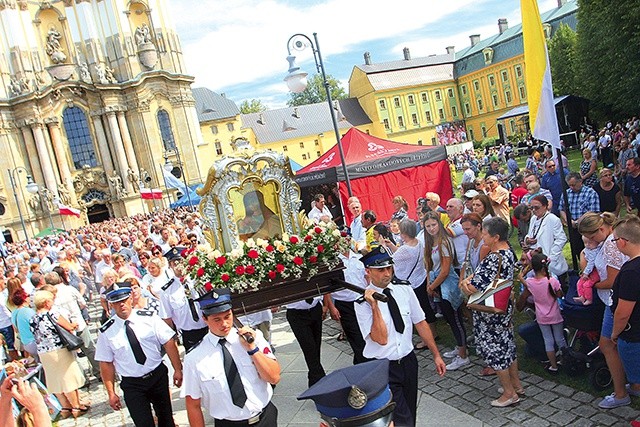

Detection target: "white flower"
[282, 233, 290, 241]
[256, 238, 268, 248]
[332, 229, 341, 237]
[245, 238, 256, 248]
[229, 248, 244, 260]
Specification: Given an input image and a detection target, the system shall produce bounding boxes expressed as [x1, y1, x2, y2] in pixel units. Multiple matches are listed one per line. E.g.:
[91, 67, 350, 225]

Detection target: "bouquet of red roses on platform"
[183, 222, 349, 295]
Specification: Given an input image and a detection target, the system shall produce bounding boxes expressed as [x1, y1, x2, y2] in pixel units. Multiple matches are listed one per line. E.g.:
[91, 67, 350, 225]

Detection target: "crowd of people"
[0, 118, 639, 425]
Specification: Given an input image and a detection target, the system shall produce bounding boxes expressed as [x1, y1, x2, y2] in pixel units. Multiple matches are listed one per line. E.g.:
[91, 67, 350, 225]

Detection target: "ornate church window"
[62, 106, 97, 169]
[157, 109, 176, 150]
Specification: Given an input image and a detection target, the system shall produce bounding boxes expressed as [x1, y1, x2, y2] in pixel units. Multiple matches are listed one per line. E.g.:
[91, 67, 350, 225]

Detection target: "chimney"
[498, 18, 508, 34]
[403, 47, 411, 60]
[446, 46, 455, 55]
[469, 34, 480, 47]
[557, 0, 567, 7]
[221, 93, 226, 98]
[292, 107, 299, 118]
[364, 51, 371, 65]
[258, 113, 265, 125]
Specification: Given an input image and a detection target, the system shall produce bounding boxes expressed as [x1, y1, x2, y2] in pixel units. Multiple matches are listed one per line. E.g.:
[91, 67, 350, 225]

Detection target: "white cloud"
[172, 0, 564, 106]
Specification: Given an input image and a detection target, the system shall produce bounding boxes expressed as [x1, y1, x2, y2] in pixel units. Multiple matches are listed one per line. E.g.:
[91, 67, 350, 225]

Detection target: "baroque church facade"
[0, 0, 203, 242]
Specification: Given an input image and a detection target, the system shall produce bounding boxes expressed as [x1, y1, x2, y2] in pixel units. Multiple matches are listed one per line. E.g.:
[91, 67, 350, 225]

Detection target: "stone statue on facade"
[45, 27, 67, 64]
[18, 78, 30, 93]
[79, 62, 92, 83]
[96, 63, 116, 84]
[27, 193, 40, 213]
[57, 181, 72, 205]
[41, 188, 55, 212]
[108, 170, 127, 200]
[127, 168, 140, 192]
[8, 78, 21, 96]
[134, 23, 152, 47]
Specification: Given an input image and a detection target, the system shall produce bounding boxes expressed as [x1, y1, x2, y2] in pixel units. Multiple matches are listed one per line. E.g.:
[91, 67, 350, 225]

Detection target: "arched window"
[157, 109, 176, 150]
[62, 106, 97, 169]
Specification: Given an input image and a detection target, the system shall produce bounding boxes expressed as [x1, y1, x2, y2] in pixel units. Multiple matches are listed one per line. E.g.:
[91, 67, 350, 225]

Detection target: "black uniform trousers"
[334, 299, 369, 364]
[286, 304, 326, 387]
[388, 351, 418, 427]
[181, 326, 209, 353]
[214, 401, 278, 427]
[120, 363, 174, 427]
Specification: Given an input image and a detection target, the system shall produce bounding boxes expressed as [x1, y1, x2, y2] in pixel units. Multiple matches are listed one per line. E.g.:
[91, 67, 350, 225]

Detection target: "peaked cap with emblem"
[359, 246, 394, 269]
[164, 247, 185, 262]
[105, 281, 132, 303]
[196, 287, 233, 315]
[297, 359, 395, 426]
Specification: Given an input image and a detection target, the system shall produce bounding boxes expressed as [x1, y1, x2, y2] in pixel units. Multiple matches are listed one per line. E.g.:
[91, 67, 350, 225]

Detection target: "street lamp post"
[163, 146, 193, 210]
[284, 32, 352, 196]
[8, 167, 39, 248]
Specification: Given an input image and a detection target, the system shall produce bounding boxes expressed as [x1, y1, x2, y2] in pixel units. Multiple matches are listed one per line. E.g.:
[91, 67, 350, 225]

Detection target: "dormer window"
[482, 47, 494, 65]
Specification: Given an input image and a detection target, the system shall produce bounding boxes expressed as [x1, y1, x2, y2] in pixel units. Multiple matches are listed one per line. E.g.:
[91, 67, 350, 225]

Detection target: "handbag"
[46, 313, 83, 351]
[467, 253, 513, 314]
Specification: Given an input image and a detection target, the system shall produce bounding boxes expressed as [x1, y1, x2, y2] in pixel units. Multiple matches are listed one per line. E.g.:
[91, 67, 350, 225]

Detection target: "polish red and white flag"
[141, 188, 163, 200]
[58, 203, 81, 217]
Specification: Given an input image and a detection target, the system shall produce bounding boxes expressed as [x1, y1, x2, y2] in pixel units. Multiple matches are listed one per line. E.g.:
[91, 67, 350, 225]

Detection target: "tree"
[575, 0, 640, 119]
[548, 23, 577, 97]
[239, 99, 267, 114]
[287, 74, 347, 107]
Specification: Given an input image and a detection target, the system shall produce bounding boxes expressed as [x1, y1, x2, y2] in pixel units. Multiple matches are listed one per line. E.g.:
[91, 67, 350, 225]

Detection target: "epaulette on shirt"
[186, 338, 203, 354]
[99, 318, 114, 333]
[161, 277, 175, 291]
[136, 310, 154, 316]
[355, 296, 366, 304]
[392, 278, 411, 286]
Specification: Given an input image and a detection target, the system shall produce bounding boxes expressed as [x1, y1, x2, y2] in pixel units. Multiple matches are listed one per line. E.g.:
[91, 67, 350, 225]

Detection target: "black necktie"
[219, 338, 247, 408]
[305, 298, 314, 305]
[125, 320, 147, 365]
[382, 288, 405, 333]
[187, 298, 199, 322]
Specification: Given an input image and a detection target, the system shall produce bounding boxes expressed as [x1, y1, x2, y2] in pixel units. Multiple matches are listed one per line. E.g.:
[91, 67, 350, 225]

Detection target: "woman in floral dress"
[460, 217, 523, 407]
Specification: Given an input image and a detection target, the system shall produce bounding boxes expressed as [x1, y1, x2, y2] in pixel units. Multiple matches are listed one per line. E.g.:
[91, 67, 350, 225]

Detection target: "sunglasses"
[153, 252, 161, 255]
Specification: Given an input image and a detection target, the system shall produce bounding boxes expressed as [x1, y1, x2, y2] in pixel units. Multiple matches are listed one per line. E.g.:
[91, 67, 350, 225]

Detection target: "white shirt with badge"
[158, 276, 206, 331]
[95, 310, 175, 377]
[355, 282, 425, 361]
[181, 329, 276, 421]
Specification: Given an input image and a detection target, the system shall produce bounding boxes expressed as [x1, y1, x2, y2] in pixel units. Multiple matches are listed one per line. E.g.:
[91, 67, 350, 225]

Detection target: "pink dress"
[525, 276, 563, 325]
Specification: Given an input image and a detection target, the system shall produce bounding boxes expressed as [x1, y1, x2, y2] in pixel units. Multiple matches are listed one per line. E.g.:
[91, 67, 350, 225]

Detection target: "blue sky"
[169, 0, 559, 109]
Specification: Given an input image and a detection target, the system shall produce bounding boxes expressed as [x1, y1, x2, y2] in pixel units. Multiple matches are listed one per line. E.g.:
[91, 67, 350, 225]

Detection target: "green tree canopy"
[548, 23, 577, 97]
[239, 99, 267, 114]
[576, 0, 640, 119]
[287, 74, 347, 107]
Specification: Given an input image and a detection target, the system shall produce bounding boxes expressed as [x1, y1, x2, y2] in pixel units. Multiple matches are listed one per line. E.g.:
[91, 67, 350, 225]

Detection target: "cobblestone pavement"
[55, 306, 639, 426]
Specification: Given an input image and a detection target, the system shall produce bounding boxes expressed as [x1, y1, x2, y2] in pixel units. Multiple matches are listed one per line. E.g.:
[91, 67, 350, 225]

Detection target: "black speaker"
[497, 123, 506, 145]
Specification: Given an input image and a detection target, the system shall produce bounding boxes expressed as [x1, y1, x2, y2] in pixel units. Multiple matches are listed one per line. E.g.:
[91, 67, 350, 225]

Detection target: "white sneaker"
[442, 347, 459, 358]
[446, 356, 470, 371]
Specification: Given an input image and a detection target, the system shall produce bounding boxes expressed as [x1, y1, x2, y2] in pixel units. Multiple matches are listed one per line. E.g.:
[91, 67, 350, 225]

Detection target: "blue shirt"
[541, 169, 569, 214]
[11, 307, 36, 345]
[558, 185, 600, 220]
[624, 173, 640, 209]
[350, 215, 365, 247]
[507, 158, 519, 176]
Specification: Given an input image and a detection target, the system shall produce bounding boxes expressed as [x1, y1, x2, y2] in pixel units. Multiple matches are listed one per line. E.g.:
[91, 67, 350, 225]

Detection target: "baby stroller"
[561, 270, 612, 391]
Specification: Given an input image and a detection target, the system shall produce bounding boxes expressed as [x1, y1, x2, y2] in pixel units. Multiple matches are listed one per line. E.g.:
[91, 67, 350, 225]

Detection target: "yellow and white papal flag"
[521, 0, 561, 150]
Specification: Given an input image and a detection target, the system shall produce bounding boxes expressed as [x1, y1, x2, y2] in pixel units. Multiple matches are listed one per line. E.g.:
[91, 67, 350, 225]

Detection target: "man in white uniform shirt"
[355, 247, 446, 426]
[182, 288, 280, 427]
[95, 283, 182, 427]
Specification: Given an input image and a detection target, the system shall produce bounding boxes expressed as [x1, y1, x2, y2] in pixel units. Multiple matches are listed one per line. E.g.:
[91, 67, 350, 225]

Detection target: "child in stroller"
[561, 270, 611, 390]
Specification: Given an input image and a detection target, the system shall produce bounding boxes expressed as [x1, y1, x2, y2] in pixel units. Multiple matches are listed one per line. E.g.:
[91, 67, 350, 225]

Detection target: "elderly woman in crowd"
[524, 195, 568, 280]
[578, 212, 638, 409]
[141, 257, 170, 301]
[460, 213, 490, 273]
[10, 289, 37, 360]
[112, 253, 141, 279]
[460, 217, 522, 406]
[390, 195, 409, 221]
[30, 289, 87, 418]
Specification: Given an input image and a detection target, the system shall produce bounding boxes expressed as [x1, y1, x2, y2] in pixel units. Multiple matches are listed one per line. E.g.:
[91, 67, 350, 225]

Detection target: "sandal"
[479, 366, 496, 376]
[58, 408, 72, 420]
[414, 342, 429, 351]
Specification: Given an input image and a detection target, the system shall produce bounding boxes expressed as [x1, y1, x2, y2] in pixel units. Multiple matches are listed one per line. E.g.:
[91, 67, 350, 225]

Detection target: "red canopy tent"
[295, 128, 453, 224]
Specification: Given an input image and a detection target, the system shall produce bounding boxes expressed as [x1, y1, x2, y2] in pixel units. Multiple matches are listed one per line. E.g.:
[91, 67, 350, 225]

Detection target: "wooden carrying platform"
[231, 267, 346, 316]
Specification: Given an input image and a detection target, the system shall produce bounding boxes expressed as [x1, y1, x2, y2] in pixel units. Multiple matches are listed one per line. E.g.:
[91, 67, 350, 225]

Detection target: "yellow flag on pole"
[521, 0, 561, 149]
